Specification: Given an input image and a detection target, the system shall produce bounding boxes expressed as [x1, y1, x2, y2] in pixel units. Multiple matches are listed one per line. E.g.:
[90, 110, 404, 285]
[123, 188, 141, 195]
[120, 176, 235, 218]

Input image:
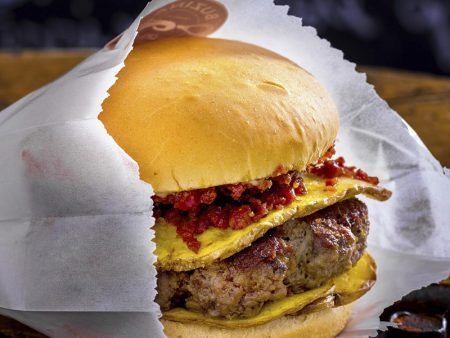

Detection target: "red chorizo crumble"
[307, 147, 379, 186]
[153, 147, 379, 252]
[153, 171, 307, 252]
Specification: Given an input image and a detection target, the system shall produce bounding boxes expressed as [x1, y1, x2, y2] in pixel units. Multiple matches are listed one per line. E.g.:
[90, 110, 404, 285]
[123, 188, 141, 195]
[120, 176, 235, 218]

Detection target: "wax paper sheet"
[0, 0, 449, 337]
[0, 2, 165, 336]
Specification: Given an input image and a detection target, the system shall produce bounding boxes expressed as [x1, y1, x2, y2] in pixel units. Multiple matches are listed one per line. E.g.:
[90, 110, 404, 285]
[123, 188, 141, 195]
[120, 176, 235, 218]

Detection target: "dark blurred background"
[0, 0, 449, 75]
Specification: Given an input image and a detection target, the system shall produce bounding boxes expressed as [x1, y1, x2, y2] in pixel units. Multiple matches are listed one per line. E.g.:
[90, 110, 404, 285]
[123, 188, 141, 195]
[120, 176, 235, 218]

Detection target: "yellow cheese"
[162, 253, 376, 328]
[155, 175, 390, 271]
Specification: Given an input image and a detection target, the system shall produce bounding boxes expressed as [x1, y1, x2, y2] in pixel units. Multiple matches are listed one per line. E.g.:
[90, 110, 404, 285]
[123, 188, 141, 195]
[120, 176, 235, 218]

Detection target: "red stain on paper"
[22, 150, 71, 178]
[22, 150, 44, 176]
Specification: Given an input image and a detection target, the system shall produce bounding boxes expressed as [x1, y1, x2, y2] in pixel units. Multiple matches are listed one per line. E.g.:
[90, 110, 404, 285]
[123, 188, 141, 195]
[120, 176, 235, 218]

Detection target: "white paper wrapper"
[0, 0, 449, 337]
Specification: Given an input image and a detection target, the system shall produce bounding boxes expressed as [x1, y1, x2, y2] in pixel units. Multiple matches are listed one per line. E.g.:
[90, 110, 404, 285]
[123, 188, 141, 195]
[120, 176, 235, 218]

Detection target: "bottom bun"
[161, 304, 353, 338]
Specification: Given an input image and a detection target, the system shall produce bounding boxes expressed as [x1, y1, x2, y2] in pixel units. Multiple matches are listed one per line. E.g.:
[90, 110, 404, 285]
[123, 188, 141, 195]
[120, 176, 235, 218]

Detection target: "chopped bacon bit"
[273, 164, 288, 176]
[222, 184, 247, 200]
[164, 208, 182, 225]
[354, 168, 379, 185]
[176, 224, 201, 253]
[199, 187, 217, 204]
[204, 205, 229, 229]
[169, 188, 217, 211]
[229, 205, 253, 229]
[272, 173, 291, 185]
[171, 191, 199, 211]
[308, 148, 379, 185]
[258, 179, 273, 191]
[325, 177, 338, 187]
[248, 198, 269, 221]
[322, 146, 336, 160]
[153, 171, 307, 251]
[153, 146, 379, 252]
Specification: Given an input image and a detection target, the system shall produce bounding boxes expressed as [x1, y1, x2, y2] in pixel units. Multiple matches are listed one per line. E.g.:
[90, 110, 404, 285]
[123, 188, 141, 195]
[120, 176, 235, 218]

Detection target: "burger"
[99, 37, 391, 337]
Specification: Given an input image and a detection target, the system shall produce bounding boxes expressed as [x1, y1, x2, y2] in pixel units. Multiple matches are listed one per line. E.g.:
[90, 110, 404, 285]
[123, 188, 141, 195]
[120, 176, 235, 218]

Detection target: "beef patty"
[156, 198, 369, 319]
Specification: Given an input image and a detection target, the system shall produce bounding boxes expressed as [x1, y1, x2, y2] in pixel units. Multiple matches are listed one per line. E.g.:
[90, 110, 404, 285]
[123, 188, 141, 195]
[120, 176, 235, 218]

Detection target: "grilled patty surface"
[156, 198, 369, 319]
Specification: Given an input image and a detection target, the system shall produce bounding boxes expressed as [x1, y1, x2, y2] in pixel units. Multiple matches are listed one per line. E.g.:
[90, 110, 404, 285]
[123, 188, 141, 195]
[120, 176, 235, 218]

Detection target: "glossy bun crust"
[161, 304, 352, 338]
[100, 37, 339, 193]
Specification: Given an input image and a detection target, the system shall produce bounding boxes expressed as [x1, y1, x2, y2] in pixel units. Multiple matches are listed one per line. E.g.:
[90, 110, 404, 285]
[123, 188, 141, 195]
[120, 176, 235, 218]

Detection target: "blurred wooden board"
[0, 50, 92, 109]
[359, 66, 450, 167]
[0, 51, 449, 337]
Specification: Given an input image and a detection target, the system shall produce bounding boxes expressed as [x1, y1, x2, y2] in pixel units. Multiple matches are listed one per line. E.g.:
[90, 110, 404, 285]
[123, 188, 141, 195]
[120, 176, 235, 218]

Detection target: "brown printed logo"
[135, 0, 228, 44]
[106, 0, 228, 49]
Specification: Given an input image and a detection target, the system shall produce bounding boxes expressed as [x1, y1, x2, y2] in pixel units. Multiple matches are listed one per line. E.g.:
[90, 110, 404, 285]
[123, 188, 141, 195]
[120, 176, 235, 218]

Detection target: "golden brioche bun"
[161, 304, 352, 338]
[100, 37, 339, 193]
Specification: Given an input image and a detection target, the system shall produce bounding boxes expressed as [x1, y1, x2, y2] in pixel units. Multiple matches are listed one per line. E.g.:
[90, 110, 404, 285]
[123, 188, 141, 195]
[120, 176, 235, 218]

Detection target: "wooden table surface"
[0, 51, 449, 337]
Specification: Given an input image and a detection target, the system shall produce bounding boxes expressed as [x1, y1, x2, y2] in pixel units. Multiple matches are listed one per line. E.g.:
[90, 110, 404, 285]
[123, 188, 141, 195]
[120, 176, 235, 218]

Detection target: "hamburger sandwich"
[99, 37, 391, 338]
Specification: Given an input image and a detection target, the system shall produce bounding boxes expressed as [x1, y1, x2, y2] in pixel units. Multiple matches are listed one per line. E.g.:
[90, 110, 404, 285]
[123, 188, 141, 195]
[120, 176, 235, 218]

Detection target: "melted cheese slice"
[163, 253, 376, 328]
[155, 175, 390, 271]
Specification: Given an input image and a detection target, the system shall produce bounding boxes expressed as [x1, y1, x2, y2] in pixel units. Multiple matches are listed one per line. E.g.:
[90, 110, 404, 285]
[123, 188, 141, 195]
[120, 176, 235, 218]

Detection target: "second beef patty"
[157, 198, 369, 319]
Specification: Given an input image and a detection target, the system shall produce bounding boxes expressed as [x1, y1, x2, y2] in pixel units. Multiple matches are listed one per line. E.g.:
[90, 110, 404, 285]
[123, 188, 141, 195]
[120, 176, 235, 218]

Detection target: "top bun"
[100, 37, 339, 193]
